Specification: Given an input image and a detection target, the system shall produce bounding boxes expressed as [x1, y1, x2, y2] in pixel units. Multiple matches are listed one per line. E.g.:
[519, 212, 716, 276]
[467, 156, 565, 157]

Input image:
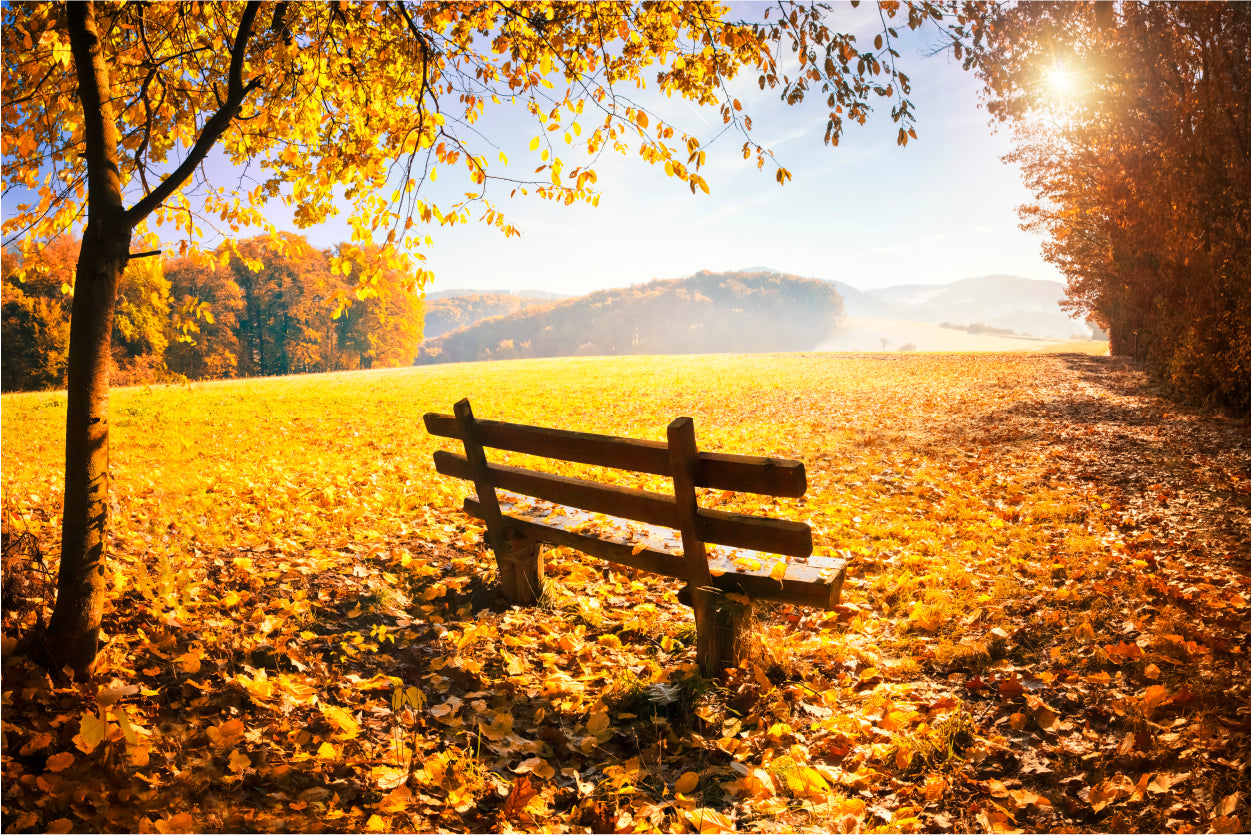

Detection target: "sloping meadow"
[2, 353, 1247, 833]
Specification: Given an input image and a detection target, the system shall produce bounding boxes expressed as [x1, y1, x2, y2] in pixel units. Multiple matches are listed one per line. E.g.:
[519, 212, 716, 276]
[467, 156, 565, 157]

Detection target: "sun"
[1046, 65, 1076, 95]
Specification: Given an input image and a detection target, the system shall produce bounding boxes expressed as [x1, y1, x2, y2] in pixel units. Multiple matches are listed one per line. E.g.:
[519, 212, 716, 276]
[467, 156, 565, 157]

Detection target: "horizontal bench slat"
[463, 497, 842, 608]
[425, 412, 805, 497]
[436, 449, 677, 529]
[699, 508, 813, 558]
[436, 450, 812, 558]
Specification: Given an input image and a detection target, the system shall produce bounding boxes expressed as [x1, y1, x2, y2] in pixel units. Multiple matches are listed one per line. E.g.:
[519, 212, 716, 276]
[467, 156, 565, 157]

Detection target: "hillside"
[416, 270, 843, 364]
[422, 293, 550, 341]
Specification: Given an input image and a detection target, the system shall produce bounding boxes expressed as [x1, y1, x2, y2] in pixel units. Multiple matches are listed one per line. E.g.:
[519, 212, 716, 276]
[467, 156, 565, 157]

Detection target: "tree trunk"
[26, 2, 262, 678]
[42, 221, 130, 677]
[33, 2, 131, 678]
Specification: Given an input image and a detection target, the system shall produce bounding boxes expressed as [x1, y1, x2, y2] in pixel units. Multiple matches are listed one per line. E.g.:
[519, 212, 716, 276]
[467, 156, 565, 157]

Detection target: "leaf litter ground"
[2, 352, 1248, 833]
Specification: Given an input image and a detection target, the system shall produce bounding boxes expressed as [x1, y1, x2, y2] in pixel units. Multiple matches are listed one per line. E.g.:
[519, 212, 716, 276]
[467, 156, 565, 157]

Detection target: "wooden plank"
[453, 400, 505, 553]
[463, 497, 844, 608]
[435, 450, 812, 558]
[425, 412, 805, 497]
[707, 551, 847, 609]
[464, 497, 686, 578]
[434, 450, 678, 529]
[698, 508, 812, 558]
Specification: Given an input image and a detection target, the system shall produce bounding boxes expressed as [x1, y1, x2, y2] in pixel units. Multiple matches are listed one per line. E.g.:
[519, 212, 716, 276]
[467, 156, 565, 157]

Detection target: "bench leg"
[497, 531, 544, 605]
[689, 586, 752, 678]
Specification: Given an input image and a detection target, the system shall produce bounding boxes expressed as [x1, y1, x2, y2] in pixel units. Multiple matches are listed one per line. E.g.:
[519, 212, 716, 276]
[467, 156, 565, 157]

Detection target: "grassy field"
[2, 352, 1248, 833]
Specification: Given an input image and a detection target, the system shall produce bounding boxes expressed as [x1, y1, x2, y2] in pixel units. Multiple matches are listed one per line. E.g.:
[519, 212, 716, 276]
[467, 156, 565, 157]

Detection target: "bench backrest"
[424, 400, 813, 591]
[420, 400, 810, 550]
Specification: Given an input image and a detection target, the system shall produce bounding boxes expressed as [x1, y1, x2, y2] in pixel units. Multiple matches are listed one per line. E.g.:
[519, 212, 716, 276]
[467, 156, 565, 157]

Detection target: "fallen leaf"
[319, 704, 360, 739]
[45, 751, 75, 773]
[683, 807, 734, 833]
[675, 771, 700, 794]
[379, 785, 412, 814]
[206, 718, 245, 749]
[502, 775, 538, 821]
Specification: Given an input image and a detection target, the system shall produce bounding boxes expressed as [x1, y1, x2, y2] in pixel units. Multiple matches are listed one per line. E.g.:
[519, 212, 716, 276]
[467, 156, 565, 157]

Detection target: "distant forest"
[2, 233, 422, 391]
[423, 294, 547, 341]
[417, 271, 844, 364]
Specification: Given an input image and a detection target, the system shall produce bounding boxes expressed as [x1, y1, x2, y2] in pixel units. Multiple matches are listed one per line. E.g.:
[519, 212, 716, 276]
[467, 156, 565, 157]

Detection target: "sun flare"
[1046, 65, 1076, 96]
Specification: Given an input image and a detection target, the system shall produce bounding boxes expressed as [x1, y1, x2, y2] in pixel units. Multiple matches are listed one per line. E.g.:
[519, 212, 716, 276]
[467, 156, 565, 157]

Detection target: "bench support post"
[668, 417, 740, 677]
[680, 583, 752, 673]
[455, 399, 543, 605]
[498, 530, 544, 605]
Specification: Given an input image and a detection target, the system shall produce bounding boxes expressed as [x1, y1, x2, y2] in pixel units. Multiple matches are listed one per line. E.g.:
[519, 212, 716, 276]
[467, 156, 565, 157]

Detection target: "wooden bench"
[424, 399, 847, 676]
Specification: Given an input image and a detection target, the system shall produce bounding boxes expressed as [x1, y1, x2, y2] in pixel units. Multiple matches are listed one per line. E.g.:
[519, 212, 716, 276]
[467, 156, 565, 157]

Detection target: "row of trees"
[2, 233, 422, 391]
[418, 271, 843, 364]
[972, 2, 1251, 412]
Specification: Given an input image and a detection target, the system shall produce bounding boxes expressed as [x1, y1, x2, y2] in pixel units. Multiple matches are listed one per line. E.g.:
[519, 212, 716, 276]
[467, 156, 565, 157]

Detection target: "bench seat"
[464, 492, 847, 610]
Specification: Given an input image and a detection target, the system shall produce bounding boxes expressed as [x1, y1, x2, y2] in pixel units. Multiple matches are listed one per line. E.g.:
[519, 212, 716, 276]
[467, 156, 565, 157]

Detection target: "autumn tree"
[966, 1, 1251, 412]
[1, 238, 76, 391]
[332, 243, 425, 370]
[2, 0, 983, 675]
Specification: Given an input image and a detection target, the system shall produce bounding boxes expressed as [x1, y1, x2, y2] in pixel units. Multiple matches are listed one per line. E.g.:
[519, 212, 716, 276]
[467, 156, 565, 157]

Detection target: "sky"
[282, 5, 1062, 297]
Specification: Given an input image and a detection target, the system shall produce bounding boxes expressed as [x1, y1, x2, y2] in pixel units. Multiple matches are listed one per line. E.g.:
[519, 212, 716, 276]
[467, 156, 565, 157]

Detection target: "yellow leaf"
[75, 710, 109, 754]
[683, 808, 734, 833]
[586, 710, 610, 737]
[316, 741, 337, 760]
[529, 136, 540, 151]
[675, 770, 700, 794]
[320, 704, 360, 739]
[365, 814, 386, 833]
[45, 751, 75, 772]
[238, 670, 275, 702]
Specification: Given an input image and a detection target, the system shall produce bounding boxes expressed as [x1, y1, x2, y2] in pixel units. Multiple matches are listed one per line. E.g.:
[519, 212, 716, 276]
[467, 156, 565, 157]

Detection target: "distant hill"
[423, 293, 551, 341]
[416, 270, 843, 364]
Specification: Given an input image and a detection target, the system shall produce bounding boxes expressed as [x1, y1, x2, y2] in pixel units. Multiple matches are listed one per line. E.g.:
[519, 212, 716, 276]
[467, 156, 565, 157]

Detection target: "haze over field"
[423, 270, 1099, 358]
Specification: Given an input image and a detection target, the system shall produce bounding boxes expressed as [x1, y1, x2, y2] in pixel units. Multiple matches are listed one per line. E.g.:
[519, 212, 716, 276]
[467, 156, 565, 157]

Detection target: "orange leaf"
[502, 775, 538, 821]
[379, 785, 413, 814]
[1142, 684, 1171, 712]
[45, 751, 75, 772]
